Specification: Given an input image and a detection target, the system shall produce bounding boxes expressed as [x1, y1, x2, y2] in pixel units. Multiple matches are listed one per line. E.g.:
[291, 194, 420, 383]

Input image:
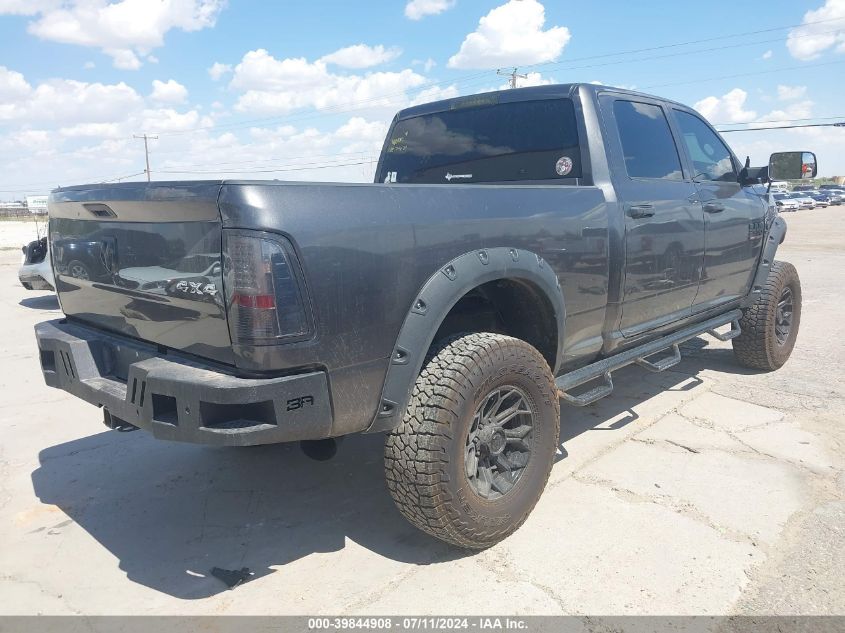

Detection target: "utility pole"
[497, 67, 528, 89]
[133, 133, 158, 182]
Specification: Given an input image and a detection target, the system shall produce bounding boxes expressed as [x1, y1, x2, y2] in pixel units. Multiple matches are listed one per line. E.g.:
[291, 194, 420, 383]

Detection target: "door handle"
[625, 203, 655, 219]
[703, 201, 725, 213]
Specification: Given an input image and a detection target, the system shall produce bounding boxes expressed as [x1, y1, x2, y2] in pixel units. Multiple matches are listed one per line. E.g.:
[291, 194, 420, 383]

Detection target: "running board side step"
[556, 310, 742, 407]
[707, 319, 741, 341]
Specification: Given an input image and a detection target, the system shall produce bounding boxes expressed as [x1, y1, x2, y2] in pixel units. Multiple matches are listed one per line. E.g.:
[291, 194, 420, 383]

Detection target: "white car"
[787, 193, 816, 209]
[772, 193, 800, 212]
[18, 237, 55, 291]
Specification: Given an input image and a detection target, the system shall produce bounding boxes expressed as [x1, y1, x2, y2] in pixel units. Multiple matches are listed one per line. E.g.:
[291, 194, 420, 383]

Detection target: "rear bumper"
[34, 319, 333, 446]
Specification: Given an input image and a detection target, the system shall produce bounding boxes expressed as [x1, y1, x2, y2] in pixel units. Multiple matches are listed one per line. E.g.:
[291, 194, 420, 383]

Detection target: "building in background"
[0, 195, 48, 217]
[25, 195, 48, 214]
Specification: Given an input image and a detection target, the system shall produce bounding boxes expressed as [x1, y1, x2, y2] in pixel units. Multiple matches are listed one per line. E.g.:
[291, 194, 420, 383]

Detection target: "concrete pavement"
[0, 207, 842, 615]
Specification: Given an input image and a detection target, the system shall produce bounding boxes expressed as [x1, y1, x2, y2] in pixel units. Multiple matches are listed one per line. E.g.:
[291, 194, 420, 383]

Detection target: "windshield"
[377, 98, 581, 184]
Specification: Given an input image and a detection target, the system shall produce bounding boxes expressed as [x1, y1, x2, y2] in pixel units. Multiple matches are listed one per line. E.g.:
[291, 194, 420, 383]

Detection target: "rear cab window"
[377, 97, 581, 184]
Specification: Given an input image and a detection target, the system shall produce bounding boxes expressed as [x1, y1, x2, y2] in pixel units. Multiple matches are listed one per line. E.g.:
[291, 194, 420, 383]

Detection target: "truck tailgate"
[48, 182, 234, 365]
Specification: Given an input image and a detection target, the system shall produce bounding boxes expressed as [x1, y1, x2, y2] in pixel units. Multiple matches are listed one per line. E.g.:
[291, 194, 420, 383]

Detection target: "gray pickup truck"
[36, 84, 811, 548]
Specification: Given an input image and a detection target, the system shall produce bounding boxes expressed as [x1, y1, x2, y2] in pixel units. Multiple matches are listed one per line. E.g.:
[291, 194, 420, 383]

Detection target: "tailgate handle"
[83, 203, 117, 218]
[703, 201, 726, 213]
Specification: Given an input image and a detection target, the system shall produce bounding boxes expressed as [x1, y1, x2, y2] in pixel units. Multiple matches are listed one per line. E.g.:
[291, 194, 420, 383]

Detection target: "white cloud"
[727, 124, 844, 179]
[758, 99, 815, 127]
[695, 86, 816, 130]
[694, 88, 757, 124]
[761, 49, 773, 60]
[408, 84, 460, 106]
[448, 0, 570, 69]
[2, 0, 225, 69]
[229, 49, 427, 114]
[59, 122, 123, 138]
[208, 61, 232, 81]
[786, 0, 845, 60]
[0, 0, 57, 15]
[404, 0, 455, 20]
[83, 60, 95, 69]
[150, 79, 188, 104]
[0, 65, 32, 101]
[777, 84, 807, 101]
[109, 49, 142, 70]
[321, 44, 401, 69]
[140, 107, 210, 132]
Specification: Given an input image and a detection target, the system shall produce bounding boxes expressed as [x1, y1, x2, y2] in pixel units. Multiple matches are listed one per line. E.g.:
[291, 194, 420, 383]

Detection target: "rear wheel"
[384, 332, 560, 549]
[67, 260, 91, 281]
[733, 260, 801, 370]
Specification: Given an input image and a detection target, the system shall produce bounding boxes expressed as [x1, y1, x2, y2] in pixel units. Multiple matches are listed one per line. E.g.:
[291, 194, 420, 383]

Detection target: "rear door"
[599, 95, 704, 336]
[670, 108, 766, 310]
[49, 182, 233, 365]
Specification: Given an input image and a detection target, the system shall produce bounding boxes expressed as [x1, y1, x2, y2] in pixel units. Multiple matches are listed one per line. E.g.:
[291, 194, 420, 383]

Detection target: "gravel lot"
[0, 219, 47, 250]
[0, 207, 842, 615]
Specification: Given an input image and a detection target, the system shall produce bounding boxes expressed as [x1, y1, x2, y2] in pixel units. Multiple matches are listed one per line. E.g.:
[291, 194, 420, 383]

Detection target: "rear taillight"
[224, 232, 310, 344]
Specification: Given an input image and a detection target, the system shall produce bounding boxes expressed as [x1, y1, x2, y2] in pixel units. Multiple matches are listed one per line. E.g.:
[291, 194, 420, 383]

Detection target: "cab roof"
[394, 83, 690, 121]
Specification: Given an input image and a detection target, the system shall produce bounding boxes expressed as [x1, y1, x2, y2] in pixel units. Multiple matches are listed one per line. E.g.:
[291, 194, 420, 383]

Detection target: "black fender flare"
[742, 216, 787, 308]
[365, 247, 565, 433]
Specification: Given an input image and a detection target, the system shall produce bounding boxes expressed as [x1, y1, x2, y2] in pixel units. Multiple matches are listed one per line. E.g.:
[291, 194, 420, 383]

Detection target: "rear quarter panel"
[219, 181, 610, 435]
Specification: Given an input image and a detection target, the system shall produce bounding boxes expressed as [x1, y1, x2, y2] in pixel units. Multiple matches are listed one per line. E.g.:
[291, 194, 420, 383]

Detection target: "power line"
[100, 171, 147, 183]
[720, 122, 845, 132]
[713, 115, 845, 127]
[156, 158, 378, 175]
[523, 15, 845, 72]
[150, 16, 845, 139]
[644, 59, 845, 89]
[4, 16, 845, 188]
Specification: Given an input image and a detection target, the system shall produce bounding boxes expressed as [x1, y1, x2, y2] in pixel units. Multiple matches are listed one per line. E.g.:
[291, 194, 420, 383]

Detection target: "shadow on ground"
[19, 294, 59, 310]
[30, 337, 744, 600]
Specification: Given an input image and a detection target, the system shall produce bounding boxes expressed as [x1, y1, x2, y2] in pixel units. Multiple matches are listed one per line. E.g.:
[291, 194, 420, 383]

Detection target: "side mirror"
[769, 151, 817, 181]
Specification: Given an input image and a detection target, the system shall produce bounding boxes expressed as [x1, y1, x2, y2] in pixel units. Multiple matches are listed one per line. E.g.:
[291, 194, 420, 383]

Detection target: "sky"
[1, 0, 844, 198]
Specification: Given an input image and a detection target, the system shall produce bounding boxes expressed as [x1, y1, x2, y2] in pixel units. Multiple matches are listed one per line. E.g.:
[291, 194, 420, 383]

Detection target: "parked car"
[18, 236, 55, 291]
[787, 192, 816, 209]
[34, 84, 808, 548]
[806, 192, 830, 207]
[772, 193, 801, 212]
[819, 188, 845, 204]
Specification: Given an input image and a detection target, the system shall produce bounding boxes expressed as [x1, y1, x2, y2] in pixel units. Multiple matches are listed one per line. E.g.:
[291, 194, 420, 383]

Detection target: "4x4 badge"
[175, 280, 218, 296]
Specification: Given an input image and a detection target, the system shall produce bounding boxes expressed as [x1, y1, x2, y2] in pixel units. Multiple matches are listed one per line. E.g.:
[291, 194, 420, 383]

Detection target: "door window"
[674, 110, 737, 182]
[612, 100, 683, 181]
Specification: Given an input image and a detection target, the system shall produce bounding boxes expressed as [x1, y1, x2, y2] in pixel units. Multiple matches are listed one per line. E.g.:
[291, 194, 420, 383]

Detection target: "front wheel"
[733, 260, 801, 370]
[384, 332, 560, 549]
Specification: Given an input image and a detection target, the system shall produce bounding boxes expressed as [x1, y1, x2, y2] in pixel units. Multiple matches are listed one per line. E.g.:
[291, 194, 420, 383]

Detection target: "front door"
[670, 108, 767, 310]
[601, 96, 705, 336]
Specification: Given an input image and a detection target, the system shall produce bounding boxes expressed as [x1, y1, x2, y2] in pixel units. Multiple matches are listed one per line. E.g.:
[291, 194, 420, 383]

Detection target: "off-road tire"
[384, 332, 560, 549]
[733, 260, 801, 370]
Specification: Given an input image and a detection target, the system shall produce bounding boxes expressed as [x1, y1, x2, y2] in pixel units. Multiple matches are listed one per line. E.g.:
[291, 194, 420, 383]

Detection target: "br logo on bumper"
[287, 395, 314, 411]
